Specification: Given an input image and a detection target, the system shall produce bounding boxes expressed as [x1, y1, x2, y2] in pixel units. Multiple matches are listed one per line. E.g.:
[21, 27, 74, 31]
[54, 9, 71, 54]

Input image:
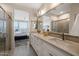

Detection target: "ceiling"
[10, 3, 42, 10]
[45, 3, 71, 16]
[4, 3, 43, 15]
[1, 3, 73, 17]
[4, 3, 62, 16]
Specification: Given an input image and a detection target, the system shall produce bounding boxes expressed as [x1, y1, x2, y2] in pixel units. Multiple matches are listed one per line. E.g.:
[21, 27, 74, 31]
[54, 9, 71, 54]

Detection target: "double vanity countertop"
[31, 33, 79, 56]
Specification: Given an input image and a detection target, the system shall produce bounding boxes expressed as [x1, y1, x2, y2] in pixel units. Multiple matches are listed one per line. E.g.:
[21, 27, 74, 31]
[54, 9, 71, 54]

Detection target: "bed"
[14, 31, 29, 40]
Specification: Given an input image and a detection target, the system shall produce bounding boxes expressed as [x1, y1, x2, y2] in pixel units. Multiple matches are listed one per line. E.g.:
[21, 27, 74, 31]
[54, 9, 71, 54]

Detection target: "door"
[0, 7, 7, 56]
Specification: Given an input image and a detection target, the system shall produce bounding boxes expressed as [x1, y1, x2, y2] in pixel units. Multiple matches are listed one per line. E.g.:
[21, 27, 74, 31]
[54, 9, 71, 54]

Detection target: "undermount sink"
[49, 37, 63, 41]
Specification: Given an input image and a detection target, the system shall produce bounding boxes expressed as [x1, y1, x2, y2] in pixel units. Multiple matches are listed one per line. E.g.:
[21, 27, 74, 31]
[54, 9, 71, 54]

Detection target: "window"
[0, 20, 6, 33]
[14, 21, 28, 33]
[14, 21, 19, 32]
[19, 22, 28, 32]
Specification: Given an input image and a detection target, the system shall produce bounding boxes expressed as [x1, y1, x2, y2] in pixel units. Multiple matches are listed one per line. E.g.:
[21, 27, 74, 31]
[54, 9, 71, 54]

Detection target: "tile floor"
[11, 39, 37, 56]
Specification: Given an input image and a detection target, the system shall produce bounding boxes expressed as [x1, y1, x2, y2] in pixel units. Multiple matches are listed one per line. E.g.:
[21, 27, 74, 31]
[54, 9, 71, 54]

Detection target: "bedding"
[14, 31, 29, 40]
[14, 31, 27, 36]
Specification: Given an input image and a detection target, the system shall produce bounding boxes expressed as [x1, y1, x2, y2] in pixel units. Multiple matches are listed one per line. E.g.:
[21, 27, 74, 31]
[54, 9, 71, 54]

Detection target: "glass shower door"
[0, 7, 7, 56]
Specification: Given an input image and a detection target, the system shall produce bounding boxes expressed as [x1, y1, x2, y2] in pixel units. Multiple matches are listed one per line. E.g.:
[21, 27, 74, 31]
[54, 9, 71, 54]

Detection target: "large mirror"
[37, 3, 79, 36]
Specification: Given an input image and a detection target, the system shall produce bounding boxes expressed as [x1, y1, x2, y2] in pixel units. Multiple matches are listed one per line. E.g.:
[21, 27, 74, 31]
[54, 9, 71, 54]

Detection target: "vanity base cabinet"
[42, 40, 72, 56]
[30, 34, 72, 56]
[30, 35, 50, 56]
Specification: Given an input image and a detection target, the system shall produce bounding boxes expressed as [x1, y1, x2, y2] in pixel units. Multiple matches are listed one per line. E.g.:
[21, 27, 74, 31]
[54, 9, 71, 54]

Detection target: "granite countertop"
[32, 33, 79, 56]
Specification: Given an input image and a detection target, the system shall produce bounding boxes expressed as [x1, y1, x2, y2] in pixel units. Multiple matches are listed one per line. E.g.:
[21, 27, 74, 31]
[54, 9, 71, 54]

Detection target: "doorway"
[12, 9, 36, 56]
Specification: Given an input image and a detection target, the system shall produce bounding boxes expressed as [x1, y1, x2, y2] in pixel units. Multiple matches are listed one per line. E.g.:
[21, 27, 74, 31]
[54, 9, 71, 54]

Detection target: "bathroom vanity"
[30, 33, 79, 56]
